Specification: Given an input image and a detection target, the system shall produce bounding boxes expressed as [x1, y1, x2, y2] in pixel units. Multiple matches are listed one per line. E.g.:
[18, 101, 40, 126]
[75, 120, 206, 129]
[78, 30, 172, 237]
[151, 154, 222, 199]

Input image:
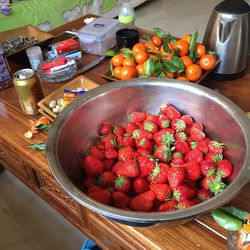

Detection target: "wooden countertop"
[0, 14, 250, 250]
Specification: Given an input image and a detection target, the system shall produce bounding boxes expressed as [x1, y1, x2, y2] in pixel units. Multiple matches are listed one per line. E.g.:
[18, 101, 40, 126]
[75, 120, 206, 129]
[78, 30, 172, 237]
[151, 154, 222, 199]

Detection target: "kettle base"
[212, 69, 246, 81]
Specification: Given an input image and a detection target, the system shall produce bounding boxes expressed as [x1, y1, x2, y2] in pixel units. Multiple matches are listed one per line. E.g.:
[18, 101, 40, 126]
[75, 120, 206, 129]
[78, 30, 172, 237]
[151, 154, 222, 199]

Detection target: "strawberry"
[136, 137, 153, 150]
[129, 191, 156, 212]
[205, 152, 223, 164]
[104, 139, 118, 150]
[216, 159, 232, 178]
[89, 190, 111, 205]
[182, 161, 201, 181]
[89, 145, 105, 160]
[154, 144, 171, 162]
[137, 155, 156, 178]
[145, 114, 159, 123]
[158, 200, 177, 212]
[87, 185, 102, 194]
[147, 162, 170, 184]
[173, 185, 195, 201]
[174, 132, 187, 141]
[133, 178, 149, 194]
[200, 160, 216, 176]
[200, 175, 226, 195]
[153, 129, 175, 146]
[197, 188, 213, 201]
[103, 159, 115, 171]
[171, 152, 184, 165]
[112, 161, 125, 174]
[95, 142, 105, 151]
[184, 148, 203, 163]
[100, 133, 116, 144]
[190, 127, 205, 142]
[125, 122, 138, 135]
[174, 140, 190, 154]
[197, 139, 209, 153]
[130, 112, 147, 123]
[100, 124, 113, 135]
[123, 135, 135, 147]
[113, 125, 125, 136]
[150, 183, 172, 202]
[83, 177, 96, 188]
[116, 159, 139, 178]
[112, 191, 129, 208]
[114, 176, 131, 193]
[84, 155, 104, 177]
[157, 114, 170, 129]
[190, 198, 201, 205]
[167, 166, 186, 190]
[208, 140, 224, 154]
[143, 121, 158, 133]
[160, 102, 172, 115]
[165, 105, 181, 121]
[133, 129, 153, 140]
[181, 115, 193, 127]
[118, 147, 136, 162]
[105, 148, 118, 159]
[116, 135, 125, 147]
[136, 148, 151, 156]
[171, 119, 186, 132]
[191, 122, 203, 131]
[102, 171, 116, 187]
[176, 199, 195, 209]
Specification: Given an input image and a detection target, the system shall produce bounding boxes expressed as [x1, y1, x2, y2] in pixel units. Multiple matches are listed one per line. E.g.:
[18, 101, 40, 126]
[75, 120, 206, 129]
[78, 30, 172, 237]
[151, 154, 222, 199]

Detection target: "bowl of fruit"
[46, 78, 250, 226]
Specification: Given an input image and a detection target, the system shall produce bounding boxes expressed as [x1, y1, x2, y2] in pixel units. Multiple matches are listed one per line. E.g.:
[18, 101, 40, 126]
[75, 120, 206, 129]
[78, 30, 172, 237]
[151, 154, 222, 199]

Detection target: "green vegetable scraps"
[28, 143, 46, 151]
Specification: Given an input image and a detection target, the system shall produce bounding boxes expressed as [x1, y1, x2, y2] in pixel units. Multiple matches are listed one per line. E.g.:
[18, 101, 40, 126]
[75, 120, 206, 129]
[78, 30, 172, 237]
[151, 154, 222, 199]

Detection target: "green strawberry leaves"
[28, 143, 46, 151]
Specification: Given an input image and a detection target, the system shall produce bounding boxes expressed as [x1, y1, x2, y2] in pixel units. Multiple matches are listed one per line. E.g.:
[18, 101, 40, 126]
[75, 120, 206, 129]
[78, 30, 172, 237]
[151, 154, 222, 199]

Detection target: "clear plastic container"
[77, 17, 120, 55]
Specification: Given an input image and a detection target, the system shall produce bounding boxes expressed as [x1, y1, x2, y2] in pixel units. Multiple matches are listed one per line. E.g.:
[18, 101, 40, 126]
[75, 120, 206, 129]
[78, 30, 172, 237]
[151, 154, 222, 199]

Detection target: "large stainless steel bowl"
[46, 78, 250, 226]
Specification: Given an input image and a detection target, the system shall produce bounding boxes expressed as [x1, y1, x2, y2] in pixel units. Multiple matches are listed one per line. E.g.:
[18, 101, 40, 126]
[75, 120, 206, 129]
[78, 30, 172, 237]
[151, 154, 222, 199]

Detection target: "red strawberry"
[129, 191, 156, 212]
[84, 155, 104, 177]
[100, 124, 113, 135]
[197, 188, 213, 201]
[173, 185, 195, 201]
[112, 191, 129, 208]
[113, 125, 125, 136]
[208, 140, 224, 154]
[157, 114, 170, 129]
[201, 175, 226, 195]
[181, 115, 193, 127]
[184, 148, 203, 163]
[137, 155, 156, 178]
[191, 122, 203, 131]
[154, 144, 171, 162]
[133, 129, 153, 140]
[216, 159, 232, 178]
[100, 133, 116, 144]
[104, 140, 117, 150]
[133, 178, 149, 194]
[130, 112, 147, 123]
[174, 132, 187, 141]
[205, 152, 223, 164]
[114, 176, 131, 193]
[147, 162, 170, 184]
[200, 160, 216, 176]
[87, 185, 102, 194]
[103, 159, 115, 171]
[105, 148, 118, 159]
[176, 199, 195, 209]
[197, 139, 209, 153]
[182, 161, 201, 181]
[136, 148, 151, 156]
[116, 159, 139, 178]
[145, 114, 159, 123]
[143, 121, 158, 133]
[112, 161, 125, 174]
[136, 138, 153, 150]
[89, 145, 105, 160]
[116, 135, 125, 147]
[89, 190, 111, 205]
[158, 200, 177, 212]
[153, 129, 175, 145]
[118, 147, 136, 162]
[171, 119, 186, 132]
[160, 102, 172, 115]
[150, 183, 172, 202]
[123, 135, 135, 147]
[190, 198, 201, 205]
[83, 177, 96, 188]
[174, 140, 190, 154]
[125, 122, 138, 135]
[167, 166, 186, 190]
[171, 152, 184, 165]
[190, 127, 205, 142]
[102, 171, 116, 187]
[95, 142, 105, 151]
[165, 105, 181, 120]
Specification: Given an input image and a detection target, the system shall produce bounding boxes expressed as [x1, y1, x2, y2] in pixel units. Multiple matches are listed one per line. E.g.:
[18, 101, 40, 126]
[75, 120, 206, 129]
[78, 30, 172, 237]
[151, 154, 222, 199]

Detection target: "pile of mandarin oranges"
[108, 28, 217, 82]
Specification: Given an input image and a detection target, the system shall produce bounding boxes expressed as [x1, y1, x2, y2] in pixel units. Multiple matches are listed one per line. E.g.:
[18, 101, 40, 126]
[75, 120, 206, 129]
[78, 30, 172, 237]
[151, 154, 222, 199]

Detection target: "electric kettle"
[203, 0, 250, 80]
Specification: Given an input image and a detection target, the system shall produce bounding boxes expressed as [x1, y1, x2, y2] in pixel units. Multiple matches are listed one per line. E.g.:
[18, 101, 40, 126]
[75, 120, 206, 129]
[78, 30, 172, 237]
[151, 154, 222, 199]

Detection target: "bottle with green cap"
[118, 2, 135, 29]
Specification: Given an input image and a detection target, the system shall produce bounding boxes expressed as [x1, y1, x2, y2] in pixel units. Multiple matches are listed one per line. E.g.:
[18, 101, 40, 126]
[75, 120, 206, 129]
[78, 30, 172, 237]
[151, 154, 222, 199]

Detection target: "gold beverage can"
[13, 68, 44, 115]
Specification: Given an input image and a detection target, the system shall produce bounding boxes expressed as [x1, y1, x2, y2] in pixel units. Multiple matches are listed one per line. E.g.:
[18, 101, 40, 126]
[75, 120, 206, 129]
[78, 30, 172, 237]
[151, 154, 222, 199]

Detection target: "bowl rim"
[46, 78, 250, 224]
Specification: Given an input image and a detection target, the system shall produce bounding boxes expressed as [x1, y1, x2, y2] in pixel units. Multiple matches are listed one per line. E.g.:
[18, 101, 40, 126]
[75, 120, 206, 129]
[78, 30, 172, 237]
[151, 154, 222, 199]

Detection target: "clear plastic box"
[77, 17, 120, 55]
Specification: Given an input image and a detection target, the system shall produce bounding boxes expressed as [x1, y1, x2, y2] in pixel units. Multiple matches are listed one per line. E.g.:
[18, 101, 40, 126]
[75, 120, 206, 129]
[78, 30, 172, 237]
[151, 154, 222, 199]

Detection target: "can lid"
[13, 68, 35, 80]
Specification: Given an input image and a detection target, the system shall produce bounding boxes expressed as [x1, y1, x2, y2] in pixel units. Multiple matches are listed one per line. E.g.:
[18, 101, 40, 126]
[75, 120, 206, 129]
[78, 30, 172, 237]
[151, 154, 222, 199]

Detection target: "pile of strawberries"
[82, 102, 232, 212]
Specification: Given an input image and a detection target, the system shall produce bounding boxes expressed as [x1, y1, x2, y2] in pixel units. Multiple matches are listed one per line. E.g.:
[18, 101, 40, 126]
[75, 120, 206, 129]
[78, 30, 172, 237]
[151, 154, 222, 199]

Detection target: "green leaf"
[148, 52, 166, 58]
[154, 61, 163, 76]
[143, 34, 152, 42]
[157, 71, 167, 78]
[153, 27, 167, 38]
[35, 124, 51, 131]
[144, 57, 155, 76]
[28, 143, 46, 151]
[119, 48, 134, 59]
[206, 50, 216, 56]
[167, 32, 176, 44]
[189, 30, 198, 60]
[110, 60, 114, 76]
[211, 209, 243, 231]
[162, 39, 170, 53]
[162, 55, 185, 73]
[103, 50, 116, 57]
[220, 207, 248, 223]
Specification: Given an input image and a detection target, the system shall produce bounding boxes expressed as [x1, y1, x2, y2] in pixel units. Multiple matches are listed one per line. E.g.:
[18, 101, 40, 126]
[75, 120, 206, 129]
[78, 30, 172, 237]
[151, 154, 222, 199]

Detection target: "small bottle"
[118, 2, 135, 29]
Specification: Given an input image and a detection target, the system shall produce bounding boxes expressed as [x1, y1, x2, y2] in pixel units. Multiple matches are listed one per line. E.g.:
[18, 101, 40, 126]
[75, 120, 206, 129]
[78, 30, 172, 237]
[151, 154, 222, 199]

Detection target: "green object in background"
[118, 15, 135, 24]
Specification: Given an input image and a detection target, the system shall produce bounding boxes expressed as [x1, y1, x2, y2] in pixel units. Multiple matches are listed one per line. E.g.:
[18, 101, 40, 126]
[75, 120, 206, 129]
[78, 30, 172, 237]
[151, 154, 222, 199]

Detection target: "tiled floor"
[1, 0, 250, 249]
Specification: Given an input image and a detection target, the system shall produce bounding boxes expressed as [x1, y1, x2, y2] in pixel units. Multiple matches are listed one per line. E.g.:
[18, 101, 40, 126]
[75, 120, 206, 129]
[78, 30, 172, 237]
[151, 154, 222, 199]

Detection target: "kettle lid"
[215, 0, 250, 14]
